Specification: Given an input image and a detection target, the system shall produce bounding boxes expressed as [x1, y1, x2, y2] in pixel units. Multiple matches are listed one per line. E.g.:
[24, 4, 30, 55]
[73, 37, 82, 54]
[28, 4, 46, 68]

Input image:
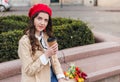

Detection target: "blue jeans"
[51, 67, 58, 82]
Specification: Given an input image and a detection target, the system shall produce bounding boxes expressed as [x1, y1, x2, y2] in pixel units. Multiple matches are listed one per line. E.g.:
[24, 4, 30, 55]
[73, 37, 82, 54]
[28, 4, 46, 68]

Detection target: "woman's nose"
[41, 20, 45, 25]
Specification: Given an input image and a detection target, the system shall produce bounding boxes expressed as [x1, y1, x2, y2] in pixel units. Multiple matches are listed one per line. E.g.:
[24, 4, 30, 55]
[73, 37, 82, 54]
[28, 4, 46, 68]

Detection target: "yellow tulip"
[78, 78, 84, 82]
[69, 74, 74, 79]
[80, 78, 84, 82]
[65, 72, 69, 77]
[78, 78, 82, 82]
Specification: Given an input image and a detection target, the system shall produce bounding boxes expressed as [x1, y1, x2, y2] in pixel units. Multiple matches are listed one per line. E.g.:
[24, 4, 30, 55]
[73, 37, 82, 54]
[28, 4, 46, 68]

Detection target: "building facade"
[9, 0, 120, 7]
[98, 0, 120, 7]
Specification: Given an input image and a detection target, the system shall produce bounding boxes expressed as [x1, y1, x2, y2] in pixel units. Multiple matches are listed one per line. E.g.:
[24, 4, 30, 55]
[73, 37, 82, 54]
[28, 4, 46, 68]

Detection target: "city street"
[0, 5, 120, 37]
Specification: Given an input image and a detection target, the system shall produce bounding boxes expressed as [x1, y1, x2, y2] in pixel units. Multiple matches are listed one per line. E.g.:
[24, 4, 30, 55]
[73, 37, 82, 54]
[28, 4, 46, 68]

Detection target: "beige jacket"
[18, 33, 63, 82]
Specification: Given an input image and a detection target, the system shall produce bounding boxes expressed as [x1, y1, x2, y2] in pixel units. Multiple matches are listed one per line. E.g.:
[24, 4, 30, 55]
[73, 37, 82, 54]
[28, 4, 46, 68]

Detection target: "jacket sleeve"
[18, 36, 48, 76]
[51, 54, 64, 76]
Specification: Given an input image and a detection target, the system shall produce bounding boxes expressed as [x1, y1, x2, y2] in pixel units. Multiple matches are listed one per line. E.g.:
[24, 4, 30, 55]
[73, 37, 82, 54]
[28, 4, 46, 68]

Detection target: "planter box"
[0, 31, 120, 82]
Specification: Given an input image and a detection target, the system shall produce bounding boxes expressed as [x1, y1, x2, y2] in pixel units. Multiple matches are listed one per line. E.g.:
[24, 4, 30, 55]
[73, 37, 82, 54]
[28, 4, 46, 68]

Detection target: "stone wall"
[9, 0, 50, 6]
[96, 74, 120, 82]
[98, 0, 120, 7]
[10, 0, 30, 6]
[30, 0, 50, 5]
[9, 0, 120, 7]
[84, 0, 95, 6]
[61, 0, 83, 4]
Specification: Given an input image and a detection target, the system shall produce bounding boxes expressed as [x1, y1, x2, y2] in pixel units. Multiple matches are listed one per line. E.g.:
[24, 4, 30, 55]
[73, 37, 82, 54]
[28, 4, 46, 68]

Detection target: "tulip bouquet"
[64, 64, 87, 82]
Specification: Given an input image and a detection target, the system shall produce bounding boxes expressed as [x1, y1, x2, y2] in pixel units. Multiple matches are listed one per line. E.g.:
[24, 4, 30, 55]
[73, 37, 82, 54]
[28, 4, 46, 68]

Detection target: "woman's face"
[34, 12, 49, 35]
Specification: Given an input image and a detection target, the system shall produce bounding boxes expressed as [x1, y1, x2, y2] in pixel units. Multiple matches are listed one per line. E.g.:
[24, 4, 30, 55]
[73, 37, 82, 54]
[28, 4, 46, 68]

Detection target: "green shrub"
[0, 16, 95, 62]
[52, 17, 73, 26]
[0, 15, 28, 33]
[0, 30, 23, 62]
[0, 15, 29, 23]
[0, 19, 27, 33]
[53, 20, 95, 49]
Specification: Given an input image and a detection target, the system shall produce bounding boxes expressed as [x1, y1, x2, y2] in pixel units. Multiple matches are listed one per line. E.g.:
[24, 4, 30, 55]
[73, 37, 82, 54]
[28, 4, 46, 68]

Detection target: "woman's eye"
[45, 19, 48, 22]
[37, 17, 42, 20]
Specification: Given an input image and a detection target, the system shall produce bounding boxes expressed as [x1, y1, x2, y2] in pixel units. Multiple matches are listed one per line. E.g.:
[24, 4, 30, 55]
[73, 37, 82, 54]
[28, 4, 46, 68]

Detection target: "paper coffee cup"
[47, 37, 57, 47]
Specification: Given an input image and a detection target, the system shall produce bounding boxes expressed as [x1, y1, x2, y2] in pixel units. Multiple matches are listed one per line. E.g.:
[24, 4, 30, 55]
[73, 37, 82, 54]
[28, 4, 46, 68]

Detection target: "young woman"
[18, 3, 66, 82]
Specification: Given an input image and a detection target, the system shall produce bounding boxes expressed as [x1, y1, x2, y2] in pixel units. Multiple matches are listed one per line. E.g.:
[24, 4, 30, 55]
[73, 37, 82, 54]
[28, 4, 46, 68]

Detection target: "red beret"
[28, 3, 52, 18]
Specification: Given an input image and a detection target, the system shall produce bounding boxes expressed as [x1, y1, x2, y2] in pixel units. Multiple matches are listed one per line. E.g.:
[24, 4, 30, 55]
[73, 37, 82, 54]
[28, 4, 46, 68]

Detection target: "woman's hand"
[44, 43, 58, 58]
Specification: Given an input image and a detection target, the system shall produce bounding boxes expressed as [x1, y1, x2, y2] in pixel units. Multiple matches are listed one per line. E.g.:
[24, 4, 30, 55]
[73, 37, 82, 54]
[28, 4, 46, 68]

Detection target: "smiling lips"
[38, 26, 45, 31]
[39, 26, 44, 28]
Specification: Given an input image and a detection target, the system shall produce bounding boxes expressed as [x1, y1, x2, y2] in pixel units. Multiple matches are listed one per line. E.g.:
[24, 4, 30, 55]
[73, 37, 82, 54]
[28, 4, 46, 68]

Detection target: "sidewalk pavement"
[51, 5, 120, 37]
[0, 5, 120, 37]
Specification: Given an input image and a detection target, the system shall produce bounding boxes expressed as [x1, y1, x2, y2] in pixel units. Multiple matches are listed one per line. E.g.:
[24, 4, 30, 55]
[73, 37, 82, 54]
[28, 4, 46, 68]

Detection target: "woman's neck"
[35, 31, 42, 36]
